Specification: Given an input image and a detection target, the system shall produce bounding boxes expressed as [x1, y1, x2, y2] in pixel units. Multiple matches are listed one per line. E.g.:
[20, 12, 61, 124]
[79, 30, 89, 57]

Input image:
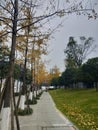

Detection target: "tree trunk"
[1, 1, 18, 130]
[13, 77, 20, 130]
[29, 91, 33, 100]
[1, 78, 11, 130]
[13, 93, 20, 130]
[20, 26, 30, 110]
[16, 89, 22, 109]
[22, 28, 29, 95]
[11, 77, 14, 130]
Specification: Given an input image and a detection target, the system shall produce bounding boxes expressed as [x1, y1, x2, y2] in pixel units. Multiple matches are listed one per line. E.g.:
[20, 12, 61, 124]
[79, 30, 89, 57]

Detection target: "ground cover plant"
[49, 88, 98, 130]
[17, 107, 33, 116]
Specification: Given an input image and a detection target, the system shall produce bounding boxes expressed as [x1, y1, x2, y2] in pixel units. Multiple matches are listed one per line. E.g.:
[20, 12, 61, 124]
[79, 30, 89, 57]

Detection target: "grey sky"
[43, 13, 98, 72]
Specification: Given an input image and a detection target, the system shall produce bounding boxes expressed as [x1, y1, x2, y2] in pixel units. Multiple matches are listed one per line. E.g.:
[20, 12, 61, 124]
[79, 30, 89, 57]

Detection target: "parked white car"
[48, 86, 55, 90]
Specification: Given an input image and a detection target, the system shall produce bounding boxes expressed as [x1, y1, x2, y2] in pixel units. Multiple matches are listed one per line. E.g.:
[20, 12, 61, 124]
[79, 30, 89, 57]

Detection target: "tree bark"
[2, 1, 18, 130]
[13, 82, 20, 130]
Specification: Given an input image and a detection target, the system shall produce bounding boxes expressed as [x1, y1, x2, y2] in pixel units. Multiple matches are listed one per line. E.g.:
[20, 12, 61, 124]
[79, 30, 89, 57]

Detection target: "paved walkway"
[16, 92, 78, 130]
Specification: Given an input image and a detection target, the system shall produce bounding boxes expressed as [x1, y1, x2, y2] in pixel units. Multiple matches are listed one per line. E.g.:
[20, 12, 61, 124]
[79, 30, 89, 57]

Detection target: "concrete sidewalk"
[16, 92, 78, 130]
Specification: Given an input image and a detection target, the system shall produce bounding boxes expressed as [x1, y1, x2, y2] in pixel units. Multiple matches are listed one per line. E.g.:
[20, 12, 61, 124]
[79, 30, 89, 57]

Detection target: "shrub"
[14, 92, 20, 96]
[17, 107, 33, 116]
[25, 98, 37, 105]
[36, 91, 43, 99]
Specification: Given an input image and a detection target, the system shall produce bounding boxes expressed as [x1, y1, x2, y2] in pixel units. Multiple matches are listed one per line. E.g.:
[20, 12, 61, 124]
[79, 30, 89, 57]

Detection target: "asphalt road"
[17, 92, 78, 130]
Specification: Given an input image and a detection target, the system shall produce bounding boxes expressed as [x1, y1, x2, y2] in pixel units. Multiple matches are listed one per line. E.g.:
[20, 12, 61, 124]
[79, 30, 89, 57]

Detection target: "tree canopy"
[64, 36, 94, 68]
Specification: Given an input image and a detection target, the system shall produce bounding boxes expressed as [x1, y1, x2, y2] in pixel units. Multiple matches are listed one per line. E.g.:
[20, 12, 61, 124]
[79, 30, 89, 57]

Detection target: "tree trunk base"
[19, 95, 25, 110]
[29, 92, 33, 100]
[1, 107, 10, 130]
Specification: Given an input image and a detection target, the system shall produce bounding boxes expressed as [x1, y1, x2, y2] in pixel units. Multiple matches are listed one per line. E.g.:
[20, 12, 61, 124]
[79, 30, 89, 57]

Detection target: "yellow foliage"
[49, 65, 61, 80]
[32, 61, 49, 85]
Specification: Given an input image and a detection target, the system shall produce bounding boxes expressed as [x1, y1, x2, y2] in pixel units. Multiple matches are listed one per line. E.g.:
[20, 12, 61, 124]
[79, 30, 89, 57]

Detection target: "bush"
[17, 107, 33, 116]
[36, 92, 43, 99]
[14, 92, 20, 96]
[25, 98, 37, 105]
[35, 96, 40, 100]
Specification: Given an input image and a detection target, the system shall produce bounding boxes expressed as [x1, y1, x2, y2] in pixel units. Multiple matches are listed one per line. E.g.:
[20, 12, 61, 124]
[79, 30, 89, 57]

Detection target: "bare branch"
[20, 0, 39, 8]
[17, 11, 59, 32]
[10, 0, 15, 8]
[0, 18, 12, 29]
[0, 31, 12, 38]
[0, 16, 12, 21]
[0, 3, 13, 17]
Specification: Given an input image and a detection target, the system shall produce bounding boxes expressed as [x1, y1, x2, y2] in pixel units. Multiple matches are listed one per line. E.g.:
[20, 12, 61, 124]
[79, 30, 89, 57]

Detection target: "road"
[16, 92, 78, 130]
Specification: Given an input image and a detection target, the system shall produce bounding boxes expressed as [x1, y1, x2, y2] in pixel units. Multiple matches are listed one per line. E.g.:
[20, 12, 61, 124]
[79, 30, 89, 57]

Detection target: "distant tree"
[81, 57, 98, 90]
[0, 43, 10, 61]
[50, 77, 59, 87]
[0, 61, 9, 80]
[64, 36, 94, 68]
[60, 57, 98, 89]
[50, 65, 61, 78]
[61, 68, 76, 88]
[25, 68, 32, 85]
[0, 43, 10, 85]
[14, 64, 21, 80]
[58, 76, 64, 87]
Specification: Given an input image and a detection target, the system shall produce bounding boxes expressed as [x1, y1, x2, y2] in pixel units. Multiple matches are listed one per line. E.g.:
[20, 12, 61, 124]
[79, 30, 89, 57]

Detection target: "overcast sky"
[43, 11, 98, 72]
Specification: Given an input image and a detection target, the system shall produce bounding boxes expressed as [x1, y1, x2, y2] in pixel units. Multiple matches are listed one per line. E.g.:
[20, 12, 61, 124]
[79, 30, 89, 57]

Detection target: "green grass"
[49, 88, 98, 130]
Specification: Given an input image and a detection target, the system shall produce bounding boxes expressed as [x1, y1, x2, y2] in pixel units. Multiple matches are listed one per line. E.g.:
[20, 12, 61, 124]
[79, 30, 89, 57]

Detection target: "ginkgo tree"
[36, 61, 49, 85]
[16, 22, 50, 106]
[28, 34, 49, 99]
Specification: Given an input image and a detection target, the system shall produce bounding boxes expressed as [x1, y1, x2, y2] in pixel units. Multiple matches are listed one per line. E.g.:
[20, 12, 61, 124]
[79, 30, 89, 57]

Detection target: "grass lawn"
[49, 88, 98, 130]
